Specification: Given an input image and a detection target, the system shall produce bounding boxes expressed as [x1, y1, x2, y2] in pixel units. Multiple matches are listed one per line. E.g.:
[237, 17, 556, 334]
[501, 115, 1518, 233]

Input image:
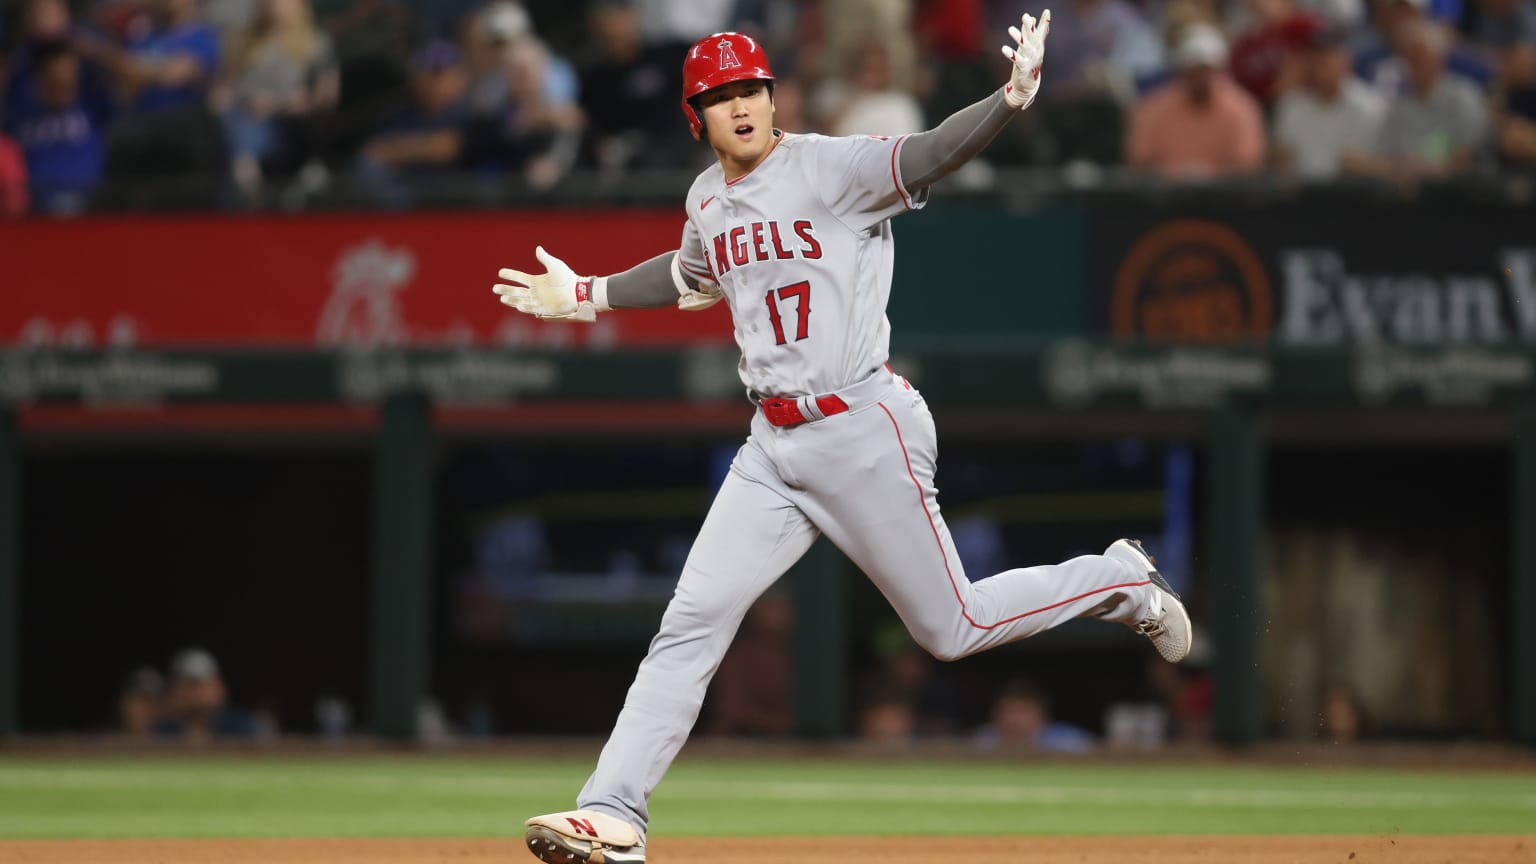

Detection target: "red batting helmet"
[681, 32, 775, 141]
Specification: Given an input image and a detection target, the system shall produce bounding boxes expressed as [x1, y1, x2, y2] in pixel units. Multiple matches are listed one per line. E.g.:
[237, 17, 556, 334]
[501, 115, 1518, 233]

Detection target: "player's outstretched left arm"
[896, 9, 1050, 192]
[493, 247, 720, 322]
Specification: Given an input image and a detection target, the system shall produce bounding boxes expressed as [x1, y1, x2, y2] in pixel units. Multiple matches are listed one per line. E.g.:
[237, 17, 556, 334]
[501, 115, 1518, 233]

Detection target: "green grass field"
[1, 755, 1533, 839]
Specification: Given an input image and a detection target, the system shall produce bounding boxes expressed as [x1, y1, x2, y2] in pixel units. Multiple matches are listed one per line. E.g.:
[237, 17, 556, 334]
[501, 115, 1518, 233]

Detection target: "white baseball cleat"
[525, 810, 646, 864]
[1111, 538, 1192, 663]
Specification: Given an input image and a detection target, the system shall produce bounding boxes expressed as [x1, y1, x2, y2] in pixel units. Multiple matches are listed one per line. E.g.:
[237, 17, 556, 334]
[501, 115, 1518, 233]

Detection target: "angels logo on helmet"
[717, 39, 741, 70]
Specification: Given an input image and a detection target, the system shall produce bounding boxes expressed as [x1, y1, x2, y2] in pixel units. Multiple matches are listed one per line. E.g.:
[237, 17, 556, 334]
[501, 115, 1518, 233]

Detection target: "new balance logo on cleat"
[526, 810, 645, 864]
[565, 817, 599, 838]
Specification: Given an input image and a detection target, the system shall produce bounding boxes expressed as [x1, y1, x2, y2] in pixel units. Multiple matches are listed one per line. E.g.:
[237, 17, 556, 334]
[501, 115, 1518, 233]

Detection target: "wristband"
[1004, 81, 1036, 110]
[589, 276, 611, 312]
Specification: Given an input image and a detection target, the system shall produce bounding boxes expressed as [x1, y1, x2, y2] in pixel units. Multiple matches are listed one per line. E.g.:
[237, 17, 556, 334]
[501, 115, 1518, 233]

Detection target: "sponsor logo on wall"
[1352, 345, 1534, 405]
[0, 214, 728, 349]
[1044, 340, 1271, 409]
[1278, 249, 1536, 345]
[1110, 220, 1274, 343]
[1105, 214, 1536, 346]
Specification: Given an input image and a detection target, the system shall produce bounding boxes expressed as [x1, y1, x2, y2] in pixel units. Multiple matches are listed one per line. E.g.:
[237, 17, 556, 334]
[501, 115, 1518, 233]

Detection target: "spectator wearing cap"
[463, 2, 522, 119]
[354, 38, 468, 203]
[466, 2, 579, 111]
[1355, 19, 1490, 177]
[1127, 24, 1267, 177]
[1272, 24, 1386, 178]
[153, 648, 261, 743]
[2, 40, 114, 214]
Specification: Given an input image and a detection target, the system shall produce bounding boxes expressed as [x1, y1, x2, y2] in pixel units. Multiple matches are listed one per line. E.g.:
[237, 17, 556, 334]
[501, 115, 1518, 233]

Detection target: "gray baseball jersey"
[676, 132, 926, 397]
[572, 128, 1172, 840]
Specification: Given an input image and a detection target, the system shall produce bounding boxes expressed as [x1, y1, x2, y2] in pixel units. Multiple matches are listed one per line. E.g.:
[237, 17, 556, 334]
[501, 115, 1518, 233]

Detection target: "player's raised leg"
[798, 385, 1190, 664]
[526, 438, 818, 864]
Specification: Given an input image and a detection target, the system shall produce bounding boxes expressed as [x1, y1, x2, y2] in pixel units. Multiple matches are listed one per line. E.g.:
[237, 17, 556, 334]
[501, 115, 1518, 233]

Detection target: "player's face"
[699, 80, 775, 176]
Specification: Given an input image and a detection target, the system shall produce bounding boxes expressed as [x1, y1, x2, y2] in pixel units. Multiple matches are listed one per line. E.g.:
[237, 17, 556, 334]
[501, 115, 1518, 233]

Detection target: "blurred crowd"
[845, 625, 1219, 753]
[117, 621, 1370, 747]
[709, 595, 1245, 753]
[2, 0, 1534, 215]
[118, 647, 267, 743]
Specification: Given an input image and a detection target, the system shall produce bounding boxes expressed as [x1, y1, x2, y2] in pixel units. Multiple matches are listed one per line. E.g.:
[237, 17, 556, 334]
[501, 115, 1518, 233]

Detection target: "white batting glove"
[1002, 9, 1051, 109]
[492, 246, 598, 323]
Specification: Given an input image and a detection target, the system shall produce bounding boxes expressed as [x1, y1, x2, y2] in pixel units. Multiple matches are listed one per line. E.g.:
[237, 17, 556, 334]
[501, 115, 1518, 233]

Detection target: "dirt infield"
[1, 836, 1531, 864]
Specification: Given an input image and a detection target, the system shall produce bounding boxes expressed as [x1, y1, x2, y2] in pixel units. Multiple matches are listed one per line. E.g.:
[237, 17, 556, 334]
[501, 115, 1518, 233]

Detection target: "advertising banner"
[0, 212, 734, 348]
[1095, 203, 1536, 346]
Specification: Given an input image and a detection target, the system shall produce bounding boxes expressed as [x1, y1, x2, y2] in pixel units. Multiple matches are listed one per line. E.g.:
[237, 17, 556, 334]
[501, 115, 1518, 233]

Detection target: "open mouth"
[734, 124, 754, 139]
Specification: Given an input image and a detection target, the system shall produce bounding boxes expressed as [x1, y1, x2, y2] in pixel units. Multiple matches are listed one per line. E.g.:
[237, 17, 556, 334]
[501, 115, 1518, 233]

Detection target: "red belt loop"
[759, 394, 849, 428]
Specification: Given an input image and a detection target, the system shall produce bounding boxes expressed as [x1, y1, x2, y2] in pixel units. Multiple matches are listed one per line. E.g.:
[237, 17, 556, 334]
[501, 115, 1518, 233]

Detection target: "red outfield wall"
[0, 212, 733, 348]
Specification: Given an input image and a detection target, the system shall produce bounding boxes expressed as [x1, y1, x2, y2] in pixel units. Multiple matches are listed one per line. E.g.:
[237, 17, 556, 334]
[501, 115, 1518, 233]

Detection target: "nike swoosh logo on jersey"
[700, 195, 716, 211]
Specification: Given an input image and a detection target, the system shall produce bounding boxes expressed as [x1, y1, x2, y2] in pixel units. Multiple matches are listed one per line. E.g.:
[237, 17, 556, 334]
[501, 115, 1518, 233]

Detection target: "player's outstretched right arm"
[492, 248, 720, 322]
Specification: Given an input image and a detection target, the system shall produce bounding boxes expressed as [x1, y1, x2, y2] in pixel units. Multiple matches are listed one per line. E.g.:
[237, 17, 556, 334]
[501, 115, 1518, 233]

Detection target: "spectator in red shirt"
[1228, 0, 1321, 104]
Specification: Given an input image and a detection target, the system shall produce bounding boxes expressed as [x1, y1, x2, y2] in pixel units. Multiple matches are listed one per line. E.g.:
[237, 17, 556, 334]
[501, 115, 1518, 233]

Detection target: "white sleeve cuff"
[670, 253, 692, 296]
[590, 275, 611, 312]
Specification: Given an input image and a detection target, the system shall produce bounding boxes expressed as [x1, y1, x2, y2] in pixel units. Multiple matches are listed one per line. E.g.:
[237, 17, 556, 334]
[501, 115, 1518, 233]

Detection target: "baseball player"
[496, 13, 1192, 864]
